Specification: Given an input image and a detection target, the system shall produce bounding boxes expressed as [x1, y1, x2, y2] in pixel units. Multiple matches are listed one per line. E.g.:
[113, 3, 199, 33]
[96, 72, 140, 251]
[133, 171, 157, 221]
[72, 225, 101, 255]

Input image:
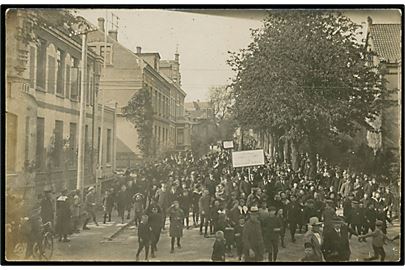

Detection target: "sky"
[77, 9, 401, 102]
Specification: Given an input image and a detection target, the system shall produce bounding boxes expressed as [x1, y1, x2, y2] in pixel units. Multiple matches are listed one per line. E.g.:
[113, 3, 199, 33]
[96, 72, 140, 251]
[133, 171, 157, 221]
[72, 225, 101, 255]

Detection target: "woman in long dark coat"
[55, 190, 72, 242]
[168, 201, 185, 253]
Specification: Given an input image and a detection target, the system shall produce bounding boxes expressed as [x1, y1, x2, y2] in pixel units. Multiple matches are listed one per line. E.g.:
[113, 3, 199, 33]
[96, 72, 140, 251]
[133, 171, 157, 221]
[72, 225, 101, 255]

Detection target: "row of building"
[5, 10, 194, 202]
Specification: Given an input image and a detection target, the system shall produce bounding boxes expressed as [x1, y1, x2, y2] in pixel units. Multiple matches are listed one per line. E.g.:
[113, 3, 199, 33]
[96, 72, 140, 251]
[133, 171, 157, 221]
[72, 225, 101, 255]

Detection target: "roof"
[185, 101, 211, 111]
[369, 24, 401, 63]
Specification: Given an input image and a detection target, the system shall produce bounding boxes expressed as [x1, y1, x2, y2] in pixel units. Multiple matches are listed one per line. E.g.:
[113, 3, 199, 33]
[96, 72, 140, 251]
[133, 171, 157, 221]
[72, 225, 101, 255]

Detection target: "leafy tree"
[208, 85, 237, 143]
[228, 11, 393, 171]
[122, 87, 155, 158]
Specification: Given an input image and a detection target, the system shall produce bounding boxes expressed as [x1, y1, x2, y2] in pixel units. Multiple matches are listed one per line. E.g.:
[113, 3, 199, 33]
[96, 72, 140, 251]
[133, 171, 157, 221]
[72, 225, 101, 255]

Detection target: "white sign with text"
[232, 149, 265, 168]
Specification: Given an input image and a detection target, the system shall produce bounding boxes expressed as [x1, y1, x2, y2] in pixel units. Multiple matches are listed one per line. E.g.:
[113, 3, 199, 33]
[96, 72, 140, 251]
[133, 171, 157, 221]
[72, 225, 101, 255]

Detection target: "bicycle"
[32, 221, 54, 260]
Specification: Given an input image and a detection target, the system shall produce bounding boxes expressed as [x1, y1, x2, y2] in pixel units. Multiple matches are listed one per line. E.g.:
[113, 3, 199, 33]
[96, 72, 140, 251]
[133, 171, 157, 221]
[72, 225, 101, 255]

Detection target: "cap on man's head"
[250, 206, 259, 213]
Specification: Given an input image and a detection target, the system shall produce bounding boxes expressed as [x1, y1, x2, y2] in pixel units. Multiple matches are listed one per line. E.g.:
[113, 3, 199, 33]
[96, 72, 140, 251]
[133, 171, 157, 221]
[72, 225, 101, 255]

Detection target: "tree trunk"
[291, 140, 299, 171]
[307, 138, 317, 178]
[283, 138, 290, 163]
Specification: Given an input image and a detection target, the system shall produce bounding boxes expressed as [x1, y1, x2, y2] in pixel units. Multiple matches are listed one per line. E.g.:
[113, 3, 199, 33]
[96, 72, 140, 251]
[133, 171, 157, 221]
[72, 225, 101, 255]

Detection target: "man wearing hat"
[322, 216, 357, 262]
[242, 206, 265, 262]
[83, 186, 98, 230]
[55, 189, 71, 242]
[168, 200, 185, 253]
[287, 194, 302, 243]
[40, 188, 54, 227]
[304, 217, 324, 261]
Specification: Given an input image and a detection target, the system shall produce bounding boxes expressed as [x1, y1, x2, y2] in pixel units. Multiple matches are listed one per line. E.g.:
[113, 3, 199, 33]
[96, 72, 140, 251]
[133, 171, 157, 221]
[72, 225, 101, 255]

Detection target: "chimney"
[136, 46, 142, 54]
[97, 17, 105, 32]
[175, 52, 179, 63]
[367, 16, 373, 26]
[108, 30, 118, 41]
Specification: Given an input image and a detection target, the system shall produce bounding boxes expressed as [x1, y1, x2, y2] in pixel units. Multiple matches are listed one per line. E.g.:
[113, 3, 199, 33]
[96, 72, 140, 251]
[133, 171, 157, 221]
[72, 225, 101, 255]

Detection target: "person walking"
[211, 230, 226, 262]
[199, 189, 211, 237]
[82, 186, 98, 230]
[242, 206, 265, 262]
[40, 189, 54, 227]
[72, 190, 81, 233]
[136, 214, 152, 261]
[103, 189, 115, 224]
[287, 194, 302, 243]
[55, 189, 71, 242]
[322, 216, 357, 262]
[303, 217, 324, 262]
[360, 220, 395, 262]
[116, 185, 129, 224]
[148, 206, 163, 258]
[263, 206, 281, 262]
[168, 201, 185, 253]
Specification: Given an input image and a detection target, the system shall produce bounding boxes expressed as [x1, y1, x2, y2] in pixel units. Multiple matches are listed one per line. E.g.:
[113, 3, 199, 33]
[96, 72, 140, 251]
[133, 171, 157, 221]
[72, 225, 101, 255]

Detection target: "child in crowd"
[360, 220, 395, 262]
[211, 230, 226, 262]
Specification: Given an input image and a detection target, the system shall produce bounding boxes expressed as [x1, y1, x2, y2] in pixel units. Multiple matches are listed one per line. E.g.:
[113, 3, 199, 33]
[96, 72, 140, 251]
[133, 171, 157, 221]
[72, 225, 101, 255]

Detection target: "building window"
[36, 39, 47, 90]
[106, 128, 112, 163]
[100, 46, 112, 65]
[56, 49, 65, 96]
[69, 122, 77, 166]
[177, 128, 184, 145]
[54, 120, 63, 167]
[6, 113, 18, 172]
[25, 116, 30, 163]
[86, 64, 91, 105]
[97, 127, 101, 161]
[29, 46, 36, 88]
[65, 63, 71, 98]
[70, 58, 79, 100]
[47, 55, 56, 94]
[36, 117, 45, 169]
[154, 90, 158, 114]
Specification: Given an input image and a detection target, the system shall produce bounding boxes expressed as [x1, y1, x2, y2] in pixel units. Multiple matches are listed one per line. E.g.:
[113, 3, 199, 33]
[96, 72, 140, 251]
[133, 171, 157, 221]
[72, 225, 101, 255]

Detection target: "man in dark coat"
[262, 206, 281, 262]
[322, 216, 358, 262]
[40, 190, 54, 226]
[136, 214, 152, 261]
[287, 194, 302, 242]
[55, 189, 71, 242]
[147, 206, 163, 258]
[242, 206, 265, 262]
[168, 201, 185, 253]
[116, 185, 130, 224]
[199, 189, 211, 237]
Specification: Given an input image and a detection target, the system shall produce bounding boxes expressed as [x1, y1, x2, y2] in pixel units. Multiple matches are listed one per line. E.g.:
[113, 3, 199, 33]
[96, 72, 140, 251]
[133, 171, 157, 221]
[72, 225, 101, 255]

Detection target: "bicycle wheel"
[41, 233, 54, 260]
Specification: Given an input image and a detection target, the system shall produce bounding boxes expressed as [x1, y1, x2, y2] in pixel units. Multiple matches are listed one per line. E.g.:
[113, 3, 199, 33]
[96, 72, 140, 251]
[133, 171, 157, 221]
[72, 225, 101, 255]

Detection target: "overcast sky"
[77, 9, 401, 102]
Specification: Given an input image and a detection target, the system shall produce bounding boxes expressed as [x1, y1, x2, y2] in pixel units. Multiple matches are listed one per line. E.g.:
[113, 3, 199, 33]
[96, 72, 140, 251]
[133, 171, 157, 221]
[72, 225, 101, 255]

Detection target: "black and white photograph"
[2, 5, 403, 264]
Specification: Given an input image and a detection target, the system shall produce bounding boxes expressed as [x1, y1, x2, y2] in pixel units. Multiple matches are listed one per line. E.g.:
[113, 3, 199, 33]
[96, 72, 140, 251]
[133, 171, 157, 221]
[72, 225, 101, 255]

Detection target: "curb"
[106, 218, 135, 240]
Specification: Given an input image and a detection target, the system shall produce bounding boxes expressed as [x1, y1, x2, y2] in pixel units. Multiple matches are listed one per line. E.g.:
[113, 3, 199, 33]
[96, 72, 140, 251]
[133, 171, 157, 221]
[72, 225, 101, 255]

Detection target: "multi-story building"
[87, 18, 190, 168]
[6, 10, 117, 202]
[365, 17, 401, 172]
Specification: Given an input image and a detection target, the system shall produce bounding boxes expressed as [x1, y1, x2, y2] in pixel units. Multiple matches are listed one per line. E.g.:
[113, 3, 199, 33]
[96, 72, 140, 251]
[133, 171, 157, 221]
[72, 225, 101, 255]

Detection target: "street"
[45, 213, 401, 262]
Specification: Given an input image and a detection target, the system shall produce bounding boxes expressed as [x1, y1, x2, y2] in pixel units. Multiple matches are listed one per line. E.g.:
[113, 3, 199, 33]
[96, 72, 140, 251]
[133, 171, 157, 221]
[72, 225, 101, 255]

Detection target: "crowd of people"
[6, 148, 399, 262]
[101, 149, 399, 262]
